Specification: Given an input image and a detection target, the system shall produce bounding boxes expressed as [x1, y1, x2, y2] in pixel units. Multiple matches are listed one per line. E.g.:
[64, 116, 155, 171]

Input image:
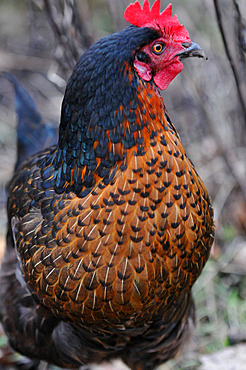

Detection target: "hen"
[0, 1, 214, 369]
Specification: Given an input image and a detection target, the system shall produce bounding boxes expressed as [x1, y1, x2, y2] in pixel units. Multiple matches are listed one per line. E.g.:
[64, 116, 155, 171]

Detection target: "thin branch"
[213, 0, 246, 126]
[72, 0, 94, 49]
[233, 0, 246, 98]
[42, 0, 97, 75]
[43, 0, 76, 71]
[0, 51, 52, 73]
[233, 0, 246, 55]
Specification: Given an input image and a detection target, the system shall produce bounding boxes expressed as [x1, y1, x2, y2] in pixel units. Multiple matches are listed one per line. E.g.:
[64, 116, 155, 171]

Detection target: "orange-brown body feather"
[8, 86, 213, 328]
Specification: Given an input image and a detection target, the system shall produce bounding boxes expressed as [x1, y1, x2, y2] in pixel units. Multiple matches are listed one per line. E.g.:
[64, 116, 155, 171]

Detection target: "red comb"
[124, 0, 190, 42]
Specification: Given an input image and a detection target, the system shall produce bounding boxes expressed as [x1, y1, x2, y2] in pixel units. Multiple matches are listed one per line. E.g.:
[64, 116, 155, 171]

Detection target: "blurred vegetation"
[0, 0, 246, 369]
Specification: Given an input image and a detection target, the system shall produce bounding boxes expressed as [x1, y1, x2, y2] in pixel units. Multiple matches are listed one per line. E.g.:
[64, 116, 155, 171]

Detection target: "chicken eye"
[152, 42, 165, 55]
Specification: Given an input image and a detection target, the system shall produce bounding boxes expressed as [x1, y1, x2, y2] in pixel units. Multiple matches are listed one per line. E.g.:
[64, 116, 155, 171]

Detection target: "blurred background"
[0, 0, 245, 368]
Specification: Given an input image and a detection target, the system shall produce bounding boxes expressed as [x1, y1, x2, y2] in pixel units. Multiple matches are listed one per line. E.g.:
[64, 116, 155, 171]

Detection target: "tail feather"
[5, 73, 58, 169]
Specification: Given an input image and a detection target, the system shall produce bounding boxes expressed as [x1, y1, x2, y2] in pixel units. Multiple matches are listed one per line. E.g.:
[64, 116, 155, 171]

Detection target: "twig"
[233, 0, 246, 55]
[73, 0, 94, 48]
[43, 0, 76, 71]
[0, 51, 52, 73]
[213, 0, 246, 126]
[42, 0, 97, 75]
[233, 0, 246, 102]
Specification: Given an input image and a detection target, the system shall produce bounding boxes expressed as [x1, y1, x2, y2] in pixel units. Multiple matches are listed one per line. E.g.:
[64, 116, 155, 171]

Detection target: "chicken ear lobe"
[133, 59, 152, 82]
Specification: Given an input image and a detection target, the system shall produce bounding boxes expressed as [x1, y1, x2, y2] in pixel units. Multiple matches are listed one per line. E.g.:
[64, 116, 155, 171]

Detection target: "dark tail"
[4, 73, 58, 169]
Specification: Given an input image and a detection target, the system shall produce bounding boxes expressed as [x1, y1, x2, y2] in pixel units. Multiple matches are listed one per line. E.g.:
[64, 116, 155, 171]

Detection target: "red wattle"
[153, 60, 183, 90]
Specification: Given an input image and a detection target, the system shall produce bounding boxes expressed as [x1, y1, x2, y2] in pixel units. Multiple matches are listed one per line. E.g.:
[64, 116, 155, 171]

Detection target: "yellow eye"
[152, 42, 165, 55]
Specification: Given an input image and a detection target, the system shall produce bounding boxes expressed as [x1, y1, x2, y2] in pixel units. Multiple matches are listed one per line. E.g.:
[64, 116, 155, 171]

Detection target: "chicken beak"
[177, 42, 207, 60]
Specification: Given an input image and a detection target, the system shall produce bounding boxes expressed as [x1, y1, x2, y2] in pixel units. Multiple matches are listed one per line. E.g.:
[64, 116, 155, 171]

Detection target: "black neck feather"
[54, 26, 159, 196]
